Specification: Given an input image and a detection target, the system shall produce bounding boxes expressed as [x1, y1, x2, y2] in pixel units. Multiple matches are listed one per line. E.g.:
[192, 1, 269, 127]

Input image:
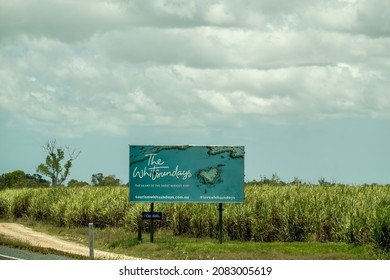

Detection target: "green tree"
[67, 179, 89, 187]
[91, 173, 104, 186]
[37, 139, 81, 186]
[102, 174, 120, 186]
[0, 170, 50, 189]
[0, 170, 26, 189]
[25, 173, 50, 188]
[91, 173, 120, 186]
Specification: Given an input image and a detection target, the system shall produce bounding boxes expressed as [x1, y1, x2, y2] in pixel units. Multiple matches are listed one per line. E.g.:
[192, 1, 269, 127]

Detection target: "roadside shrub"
[0, 195, 7, 218]
[1, 183, 390, 251]
[7, 189, 31, 218]
[372, 208, 390, 252]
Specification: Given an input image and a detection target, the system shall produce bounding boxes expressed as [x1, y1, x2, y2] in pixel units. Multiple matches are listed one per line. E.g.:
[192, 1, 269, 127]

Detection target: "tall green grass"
[1, 184, 390, 251]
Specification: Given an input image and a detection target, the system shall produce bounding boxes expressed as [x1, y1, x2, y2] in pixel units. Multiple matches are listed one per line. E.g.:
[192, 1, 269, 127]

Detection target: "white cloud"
[0, 0, 390, 138]
[0, 0, 128, 42]
[154, 0, 197, 19]
[68, 58, 99, 79]
[303, 2, 358, 32]
[197, 90, 292, 115]
[204, 3, 235, 25]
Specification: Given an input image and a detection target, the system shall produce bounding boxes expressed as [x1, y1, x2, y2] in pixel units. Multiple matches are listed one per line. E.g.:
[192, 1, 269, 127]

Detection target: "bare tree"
[37, 139, 81, 186]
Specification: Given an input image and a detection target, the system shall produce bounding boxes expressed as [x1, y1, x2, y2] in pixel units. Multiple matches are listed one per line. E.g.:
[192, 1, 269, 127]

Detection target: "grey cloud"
[94, 27, 233, 68]
[355, 0, 390, 38]
[2, 0, 388, 44]
[94, 26, 389, 71]
[1, 0, 390, 138]
[0, 0, 129, 42]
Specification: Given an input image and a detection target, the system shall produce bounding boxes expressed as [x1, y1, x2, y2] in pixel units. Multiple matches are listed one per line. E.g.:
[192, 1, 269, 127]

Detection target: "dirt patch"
[0, 223, 144, 260]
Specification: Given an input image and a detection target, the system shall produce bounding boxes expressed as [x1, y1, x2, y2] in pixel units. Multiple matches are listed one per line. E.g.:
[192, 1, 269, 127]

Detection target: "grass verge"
[9, 219, 387, 260]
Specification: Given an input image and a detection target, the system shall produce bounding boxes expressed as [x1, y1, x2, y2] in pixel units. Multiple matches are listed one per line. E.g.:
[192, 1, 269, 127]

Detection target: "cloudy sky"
[1, 0, 390, 185]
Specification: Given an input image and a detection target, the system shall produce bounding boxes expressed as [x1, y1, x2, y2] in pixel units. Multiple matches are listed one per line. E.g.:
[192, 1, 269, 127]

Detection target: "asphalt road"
[0, 245, 73, 260]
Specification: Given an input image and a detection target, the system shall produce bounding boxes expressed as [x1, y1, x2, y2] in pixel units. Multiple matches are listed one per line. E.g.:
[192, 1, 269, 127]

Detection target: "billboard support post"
[150, 202, 154, 243]
[137, 216, 142, 242]
[137, 214, 143, 242]
[218, 203, 223, 244]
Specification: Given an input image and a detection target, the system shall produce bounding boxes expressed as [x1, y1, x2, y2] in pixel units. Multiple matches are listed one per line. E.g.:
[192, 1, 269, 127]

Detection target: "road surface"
[0, 245, 73, 260]
[0, 223, 144, 260]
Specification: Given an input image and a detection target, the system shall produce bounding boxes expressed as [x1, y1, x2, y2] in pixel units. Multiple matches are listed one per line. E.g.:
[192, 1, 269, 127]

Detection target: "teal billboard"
[129, 145, 244, 203]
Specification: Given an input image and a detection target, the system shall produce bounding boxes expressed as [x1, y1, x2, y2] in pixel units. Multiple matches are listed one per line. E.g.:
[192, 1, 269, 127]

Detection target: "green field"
[1, 183, 390, 259]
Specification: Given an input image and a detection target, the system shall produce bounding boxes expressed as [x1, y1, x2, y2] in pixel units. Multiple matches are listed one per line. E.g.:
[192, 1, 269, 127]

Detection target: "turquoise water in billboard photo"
[129, 145, 244, 203]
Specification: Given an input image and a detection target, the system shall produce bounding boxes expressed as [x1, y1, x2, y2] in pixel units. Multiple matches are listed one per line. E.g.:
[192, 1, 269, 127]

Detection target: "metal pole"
[150, 202, 154, 243]
[218, 203, 223, 244]
[89, 223, 94, 259]
[138, 217, 142, 242]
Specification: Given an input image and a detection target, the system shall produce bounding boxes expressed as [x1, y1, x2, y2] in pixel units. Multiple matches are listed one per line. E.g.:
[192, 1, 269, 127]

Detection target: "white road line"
[0, 253, 22, 260]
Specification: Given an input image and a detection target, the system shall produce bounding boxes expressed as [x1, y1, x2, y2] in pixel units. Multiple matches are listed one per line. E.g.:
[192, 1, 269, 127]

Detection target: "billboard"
[129, 145, 244, 203]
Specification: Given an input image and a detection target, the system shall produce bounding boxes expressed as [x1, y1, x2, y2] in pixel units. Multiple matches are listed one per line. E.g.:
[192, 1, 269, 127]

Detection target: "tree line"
[0, 139, 125, 190]
[0, 170, 125, 189]
[2, 139, 387, 190]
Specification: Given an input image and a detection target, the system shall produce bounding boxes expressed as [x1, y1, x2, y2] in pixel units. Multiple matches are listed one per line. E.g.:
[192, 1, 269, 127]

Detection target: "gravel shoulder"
[0, 223, 143, 260]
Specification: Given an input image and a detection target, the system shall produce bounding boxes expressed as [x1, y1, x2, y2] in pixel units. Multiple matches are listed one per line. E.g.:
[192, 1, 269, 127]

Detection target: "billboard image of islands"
[129, 145, 244, 203]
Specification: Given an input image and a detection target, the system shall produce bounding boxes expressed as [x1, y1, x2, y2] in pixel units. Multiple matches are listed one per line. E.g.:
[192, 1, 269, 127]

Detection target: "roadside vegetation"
[0, 221, 378, 260]
[4, 140, 387, 259]
[1, 177, 390, 259]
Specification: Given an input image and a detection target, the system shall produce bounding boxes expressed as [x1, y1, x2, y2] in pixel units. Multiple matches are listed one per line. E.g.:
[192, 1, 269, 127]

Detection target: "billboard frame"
[129, 145, 244, 204]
